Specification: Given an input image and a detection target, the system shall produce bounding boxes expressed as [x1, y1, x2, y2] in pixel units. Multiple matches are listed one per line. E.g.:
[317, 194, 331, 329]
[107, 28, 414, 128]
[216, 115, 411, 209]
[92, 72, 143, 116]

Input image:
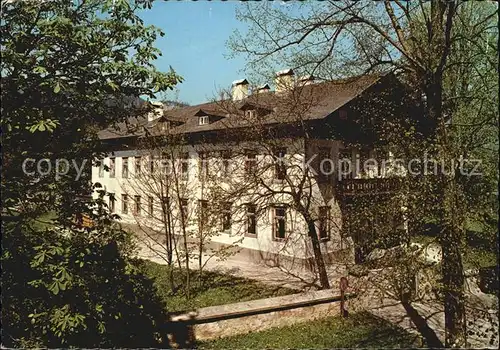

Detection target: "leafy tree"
[1, 0, 181, 346]
[229, 1, 498, 347]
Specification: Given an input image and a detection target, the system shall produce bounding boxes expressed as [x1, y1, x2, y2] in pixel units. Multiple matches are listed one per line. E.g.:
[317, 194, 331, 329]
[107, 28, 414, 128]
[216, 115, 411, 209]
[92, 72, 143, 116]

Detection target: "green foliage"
[1, 0, 182, 223]
[198, 312, 418, 349]
[1, 0, 181, 347]
[1, 220, 169, 348]
[136, 259, 294, 313]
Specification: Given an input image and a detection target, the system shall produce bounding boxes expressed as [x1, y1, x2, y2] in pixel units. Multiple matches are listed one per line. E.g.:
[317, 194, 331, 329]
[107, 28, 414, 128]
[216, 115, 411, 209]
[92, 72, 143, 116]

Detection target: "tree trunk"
[426, 76, 466, 347]
[307, 219, 330, 289]
[441, 179, 466, 348]
[198, 233, 203, 286]
[161, 195, 176, 292]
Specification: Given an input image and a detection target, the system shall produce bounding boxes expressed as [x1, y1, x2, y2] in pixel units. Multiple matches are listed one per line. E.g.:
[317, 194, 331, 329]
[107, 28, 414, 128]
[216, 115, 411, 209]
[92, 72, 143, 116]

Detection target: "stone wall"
[168, 289, 356, 342]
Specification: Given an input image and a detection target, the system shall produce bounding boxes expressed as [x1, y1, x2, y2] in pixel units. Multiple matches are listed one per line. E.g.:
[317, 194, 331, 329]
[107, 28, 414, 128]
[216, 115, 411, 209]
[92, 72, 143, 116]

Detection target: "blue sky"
[138, 1, 250, 105]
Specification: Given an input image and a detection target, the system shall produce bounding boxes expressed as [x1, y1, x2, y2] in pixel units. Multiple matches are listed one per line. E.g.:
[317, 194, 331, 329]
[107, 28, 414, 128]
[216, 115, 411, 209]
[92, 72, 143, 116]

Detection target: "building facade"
[93, 70, 409, 267]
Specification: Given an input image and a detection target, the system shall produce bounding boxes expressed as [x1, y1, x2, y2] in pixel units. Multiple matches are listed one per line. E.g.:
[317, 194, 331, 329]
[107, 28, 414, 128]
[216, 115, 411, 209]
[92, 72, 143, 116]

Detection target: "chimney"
[275, 69, 295, 93]
[231, 78, 249, 101]
[147, 101, 164, 122]
[255, 83, 271, 94]
[298, 74, 315, 86]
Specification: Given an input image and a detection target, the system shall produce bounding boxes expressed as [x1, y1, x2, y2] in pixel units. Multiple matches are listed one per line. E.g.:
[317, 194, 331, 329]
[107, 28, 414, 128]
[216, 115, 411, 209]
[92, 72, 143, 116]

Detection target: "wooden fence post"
[340, 276, 349, 318]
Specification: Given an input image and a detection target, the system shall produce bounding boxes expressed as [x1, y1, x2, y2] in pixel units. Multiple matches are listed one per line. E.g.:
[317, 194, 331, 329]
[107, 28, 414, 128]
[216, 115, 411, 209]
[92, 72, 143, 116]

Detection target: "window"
[221, 202, 232, 231]
[318, 206, 330, 241]
[245, 150, 257, 175]
[199, 152, 210, 178]
[109, 193, 115, 213]
[122, 157, 129, 178]
[198, 200, 208, 228]
[221, 150, 231, 176]
[244, 109, 256, 119]
[110, 158, 116, 178]
[121, 194, 128, 214]
[180, 198, 188, 220]
[160, 121, 169, 132]
[246, 204, 257, 236]
[98, 160, 105, 178]
[135, 156, 142, 177]
[318, 147, 332, 182]
[273, 206, 286, 240]
[273, 148, 286, 180]
[339, 150, 352, 179]
[134, 195, 141, 216]
[198, 115, 209, 125]
[148, 196, 154, 217]
[161, 196, 170, 210]
[160, 152, 171, 175]
[181, 153, 189, 180]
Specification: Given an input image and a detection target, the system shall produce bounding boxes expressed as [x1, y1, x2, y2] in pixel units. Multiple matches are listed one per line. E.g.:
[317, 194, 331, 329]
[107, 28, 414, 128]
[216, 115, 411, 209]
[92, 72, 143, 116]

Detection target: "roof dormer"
[152, 115, 184, 133]
[194, 109, 225, 126]
[239, 102, 272, 118]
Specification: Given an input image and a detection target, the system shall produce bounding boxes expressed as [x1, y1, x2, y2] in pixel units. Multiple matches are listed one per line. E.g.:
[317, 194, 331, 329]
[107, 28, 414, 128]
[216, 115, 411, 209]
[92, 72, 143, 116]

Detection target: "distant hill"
[161, 100, 190, 110]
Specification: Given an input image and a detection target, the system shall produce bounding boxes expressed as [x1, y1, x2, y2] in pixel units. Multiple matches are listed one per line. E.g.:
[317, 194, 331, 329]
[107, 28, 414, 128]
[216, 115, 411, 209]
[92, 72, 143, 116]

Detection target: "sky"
[138, 1, 251, 106]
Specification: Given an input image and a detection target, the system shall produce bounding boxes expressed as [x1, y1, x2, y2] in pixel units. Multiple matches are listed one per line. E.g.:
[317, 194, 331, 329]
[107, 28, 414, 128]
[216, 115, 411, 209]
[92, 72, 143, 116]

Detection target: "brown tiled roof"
[98, 73, 385, 140]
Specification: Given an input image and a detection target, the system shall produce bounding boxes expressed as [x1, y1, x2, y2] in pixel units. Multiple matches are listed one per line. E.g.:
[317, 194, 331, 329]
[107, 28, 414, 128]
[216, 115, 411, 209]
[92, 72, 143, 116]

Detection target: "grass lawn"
[135, 259, 295, 313]
[198, 312, 419, 349]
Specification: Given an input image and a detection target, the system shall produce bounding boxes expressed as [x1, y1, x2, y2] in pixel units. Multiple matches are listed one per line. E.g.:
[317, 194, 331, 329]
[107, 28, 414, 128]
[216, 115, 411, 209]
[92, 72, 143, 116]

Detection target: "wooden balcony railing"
[337, 178, 400, 196]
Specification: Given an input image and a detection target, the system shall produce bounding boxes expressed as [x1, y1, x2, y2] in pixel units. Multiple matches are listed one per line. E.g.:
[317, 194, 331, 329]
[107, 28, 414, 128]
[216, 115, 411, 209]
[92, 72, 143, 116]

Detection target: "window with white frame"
[180, 198, 188, 221]
[121, 194, 128, 214]
[244, 109, 256, 119]
[135, 156, 142, 177]
[198, 115, 209, 125]
[134, 195, 141, 216]
[109, 193, 115, 213]
[221, 150, 231, 176]
[273, 206, 286, 240]
[160, 152, 172, 175]
[109, 157, 116, 178]
[245, 150, 257, 175]
[122, 157, 129, 178]
[246, 204, 257, 236]
[98, 159, 105, 178]
[273, 148, 287, 180]
[221, 202, 232, 231]
[199, 152, 210, 178]
[181, 152, 189, 180]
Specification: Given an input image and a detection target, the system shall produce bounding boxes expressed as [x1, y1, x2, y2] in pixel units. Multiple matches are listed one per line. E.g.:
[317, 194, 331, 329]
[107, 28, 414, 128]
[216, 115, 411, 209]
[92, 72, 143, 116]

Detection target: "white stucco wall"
[91, 138, 364, 261]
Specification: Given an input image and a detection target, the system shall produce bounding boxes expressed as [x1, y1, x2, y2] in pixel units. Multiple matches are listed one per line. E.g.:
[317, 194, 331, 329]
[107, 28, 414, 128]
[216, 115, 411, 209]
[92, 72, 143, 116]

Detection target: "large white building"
[92, 70, 408, 267]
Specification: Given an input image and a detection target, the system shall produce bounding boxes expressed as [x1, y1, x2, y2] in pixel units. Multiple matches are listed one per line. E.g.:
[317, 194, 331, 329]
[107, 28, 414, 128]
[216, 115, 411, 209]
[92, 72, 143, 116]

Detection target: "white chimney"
[147, 101, 164, 122]
[231, 79, 249, 101]
[275, 69, 295, 93]
[255, 83, 271, 94]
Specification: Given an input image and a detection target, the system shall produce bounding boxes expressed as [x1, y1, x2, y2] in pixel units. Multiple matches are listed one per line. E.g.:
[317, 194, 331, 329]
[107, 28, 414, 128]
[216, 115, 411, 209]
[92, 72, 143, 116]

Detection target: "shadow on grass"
[134, 259, 295, 313]
[401, 300, 443, 348]
[198, 312, 418, 349]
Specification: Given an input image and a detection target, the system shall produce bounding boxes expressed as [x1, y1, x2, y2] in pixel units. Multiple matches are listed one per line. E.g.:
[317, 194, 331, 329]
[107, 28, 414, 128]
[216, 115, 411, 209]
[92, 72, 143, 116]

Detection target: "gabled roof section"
[193, 108, 225, 118]
[238, 101, 272, 112]
[99, 73, 392, 140]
